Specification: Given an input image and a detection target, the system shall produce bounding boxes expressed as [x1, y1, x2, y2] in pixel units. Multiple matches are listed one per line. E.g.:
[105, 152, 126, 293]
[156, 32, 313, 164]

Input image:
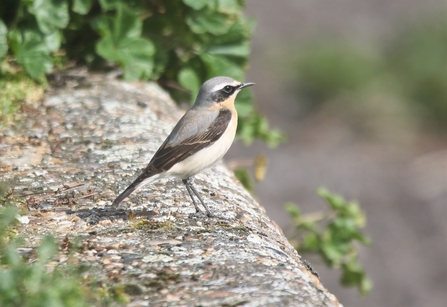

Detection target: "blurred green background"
[226, 1, 447, 307]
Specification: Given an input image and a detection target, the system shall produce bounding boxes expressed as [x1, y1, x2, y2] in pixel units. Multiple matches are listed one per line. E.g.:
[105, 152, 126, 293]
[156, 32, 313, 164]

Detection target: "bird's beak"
[239, 82, 255, 89]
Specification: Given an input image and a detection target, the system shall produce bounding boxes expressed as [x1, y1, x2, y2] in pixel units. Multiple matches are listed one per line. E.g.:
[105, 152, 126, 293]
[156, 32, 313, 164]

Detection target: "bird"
[111, 76, 255, 216]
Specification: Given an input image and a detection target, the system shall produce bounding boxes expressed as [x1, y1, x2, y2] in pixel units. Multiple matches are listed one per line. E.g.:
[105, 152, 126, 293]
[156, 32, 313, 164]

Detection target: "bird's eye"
[223, 85, 233, 93]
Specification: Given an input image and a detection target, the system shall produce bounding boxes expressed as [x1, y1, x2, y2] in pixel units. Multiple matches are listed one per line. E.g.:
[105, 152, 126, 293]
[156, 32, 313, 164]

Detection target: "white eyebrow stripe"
[210, 81, 240, 93]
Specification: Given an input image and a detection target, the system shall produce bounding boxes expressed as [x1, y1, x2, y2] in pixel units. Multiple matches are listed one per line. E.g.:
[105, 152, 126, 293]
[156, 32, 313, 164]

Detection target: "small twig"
[74, 192, 97, 200]
[56, 183, 86, 194]
[17, 183, 86, 197]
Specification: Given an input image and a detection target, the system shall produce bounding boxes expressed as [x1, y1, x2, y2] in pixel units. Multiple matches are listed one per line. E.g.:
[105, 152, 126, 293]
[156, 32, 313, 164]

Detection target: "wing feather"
[142, 108, 232, 177]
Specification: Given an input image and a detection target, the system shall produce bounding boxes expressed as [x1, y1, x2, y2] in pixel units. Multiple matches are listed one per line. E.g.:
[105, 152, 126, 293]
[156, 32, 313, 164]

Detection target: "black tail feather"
[112, 177, 146, 206]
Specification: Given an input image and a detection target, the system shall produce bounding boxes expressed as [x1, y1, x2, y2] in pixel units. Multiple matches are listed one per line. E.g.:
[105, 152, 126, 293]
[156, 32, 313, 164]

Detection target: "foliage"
[0, 0, 283, 146]
[234, 168, 254, 192]
[233, 153, 268, 193]
[0, 206, 116, 307]
[285, 188, 372, 296]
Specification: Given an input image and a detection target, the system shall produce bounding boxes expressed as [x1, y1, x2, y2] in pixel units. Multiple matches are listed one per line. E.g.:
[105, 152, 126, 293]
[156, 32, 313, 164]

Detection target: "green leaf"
[321, 242, 344, 265]
[237, 111, 285, 147]
[264, 129, 286, 147]
[10, 30, 53, 81]
[7, 29, 22, 54]
[96, 36, 120, 61]
[182, 0, 210, 10]
[37, 236, 56, 263]
[186, 12, 232, 35]
[341, 257, 373, 295]
[217, 0, 242, 13]
[96, 36, 155, 80]
[284, 202, 301, 219]
[94, 4, 155, 80]
[72, 0, 93, 14]
[200, 53, 244, 80]
[360, 276, 373, 296]
[29, 0, 69, 34]
[119, 38, 155, 80]
[99, 0, 119, 10]
[93, 5, 142, 41]
[0, 207, 18, 235]
[44, 31, 61, 52]
[234, 168, 253, 192]
[178, 67, 201, 103]
[317, 187, 346, 210]
[2, 244, 22, 267]
[0, 20, 7, 58]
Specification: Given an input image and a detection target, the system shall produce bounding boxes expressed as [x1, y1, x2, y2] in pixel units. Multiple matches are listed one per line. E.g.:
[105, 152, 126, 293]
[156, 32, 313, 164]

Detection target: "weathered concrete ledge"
[0, 75, 341, 306]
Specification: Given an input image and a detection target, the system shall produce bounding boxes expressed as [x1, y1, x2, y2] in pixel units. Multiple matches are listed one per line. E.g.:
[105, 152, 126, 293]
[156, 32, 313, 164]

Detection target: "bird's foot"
[188, 210, 233, 221]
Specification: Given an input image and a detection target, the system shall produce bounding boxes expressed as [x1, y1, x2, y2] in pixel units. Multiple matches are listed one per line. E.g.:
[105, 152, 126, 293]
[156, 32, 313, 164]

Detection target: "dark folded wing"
[142, 108, 232, 177]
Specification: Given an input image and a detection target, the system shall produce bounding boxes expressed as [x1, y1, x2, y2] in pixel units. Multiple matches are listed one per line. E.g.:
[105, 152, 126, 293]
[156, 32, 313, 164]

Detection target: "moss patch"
[0, 71, 45, 125]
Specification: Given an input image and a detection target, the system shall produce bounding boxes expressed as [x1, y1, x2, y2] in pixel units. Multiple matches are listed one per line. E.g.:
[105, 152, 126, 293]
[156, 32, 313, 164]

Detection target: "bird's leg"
[183, 178, 213, 217]
[182, 178, 204, 215]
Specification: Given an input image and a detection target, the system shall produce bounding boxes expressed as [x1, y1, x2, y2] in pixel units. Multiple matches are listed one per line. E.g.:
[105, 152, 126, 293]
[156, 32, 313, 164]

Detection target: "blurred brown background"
[227, 1, 447, 306]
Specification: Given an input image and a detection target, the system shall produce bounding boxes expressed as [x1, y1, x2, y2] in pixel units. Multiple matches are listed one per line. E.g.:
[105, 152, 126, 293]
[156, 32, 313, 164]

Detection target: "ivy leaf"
[94, 4, 155, 80]
[178, 67, 200, 103]
[0, 20, 7, 58]
[182, 0, 209, 10]
[119, 38, 155, 80]
[200, 53, 244, 80]
[96, 36, 154, 80]
[9, 30, 53, 81]
[95, 36, 120, 61]
[28, 0, 69, 34]
[72, 0, 93, 15]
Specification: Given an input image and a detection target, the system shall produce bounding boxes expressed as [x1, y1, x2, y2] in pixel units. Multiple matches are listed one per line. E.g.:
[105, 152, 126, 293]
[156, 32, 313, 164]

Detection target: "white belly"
[167, 119, 237, 179]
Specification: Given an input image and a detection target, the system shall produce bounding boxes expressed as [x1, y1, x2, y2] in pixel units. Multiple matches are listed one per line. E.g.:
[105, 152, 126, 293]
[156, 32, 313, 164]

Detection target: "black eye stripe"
[212, 85, 238, 102]
[221, 85, 236, 95]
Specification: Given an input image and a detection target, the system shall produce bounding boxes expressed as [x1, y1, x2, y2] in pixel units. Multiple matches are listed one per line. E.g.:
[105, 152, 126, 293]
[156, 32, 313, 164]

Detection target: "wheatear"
[112, 76, 254, 216]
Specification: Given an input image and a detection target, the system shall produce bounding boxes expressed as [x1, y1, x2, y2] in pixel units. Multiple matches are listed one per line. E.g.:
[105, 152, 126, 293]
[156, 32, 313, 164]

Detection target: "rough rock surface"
[0, 75, 341, 307]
